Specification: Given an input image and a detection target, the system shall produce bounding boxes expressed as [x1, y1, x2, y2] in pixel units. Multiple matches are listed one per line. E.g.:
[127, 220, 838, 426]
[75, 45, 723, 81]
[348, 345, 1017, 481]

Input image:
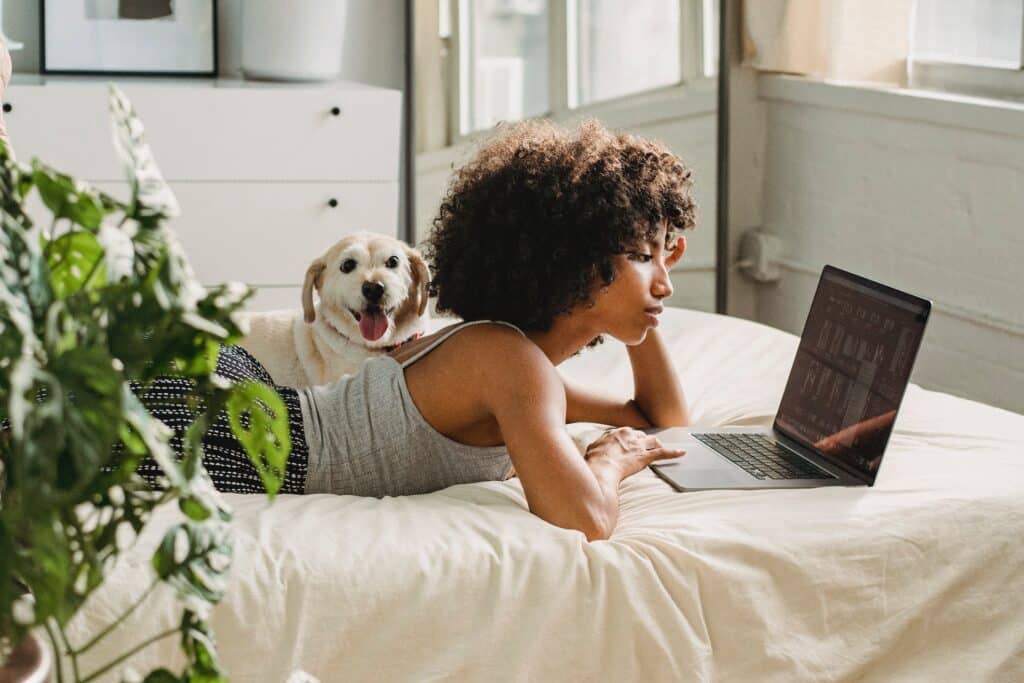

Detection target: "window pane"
[571, 0, 681, 106]
[913, 0, 1023, 68]
[463, 0, 550, 134]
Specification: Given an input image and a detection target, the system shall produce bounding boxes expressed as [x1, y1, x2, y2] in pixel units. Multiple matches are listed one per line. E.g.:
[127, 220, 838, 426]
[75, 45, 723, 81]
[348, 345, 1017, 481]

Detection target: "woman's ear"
[666, 235, 687, 268]
[302, 258, 327, 323]
[407, 248, 432, 317]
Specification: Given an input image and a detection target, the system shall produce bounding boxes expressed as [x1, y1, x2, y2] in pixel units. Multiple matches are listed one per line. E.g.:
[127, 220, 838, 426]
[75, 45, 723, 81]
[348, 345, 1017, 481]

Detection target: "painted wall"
[756, 76, 1024, 414]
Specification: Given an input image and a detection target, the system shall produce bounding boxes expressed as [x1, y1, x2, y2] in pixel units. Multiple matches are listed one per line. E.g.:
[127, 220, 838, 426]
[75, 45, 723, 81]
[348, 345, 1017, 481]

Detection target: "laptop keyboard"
[692, 433, 835, 481]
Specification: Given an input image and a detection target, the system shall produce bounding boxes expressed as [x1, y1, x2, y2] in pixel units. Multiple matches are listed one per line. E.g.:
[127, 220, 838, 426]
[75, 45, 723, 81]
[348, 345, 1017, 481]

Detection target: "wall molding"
[759, 74, 1024, 139]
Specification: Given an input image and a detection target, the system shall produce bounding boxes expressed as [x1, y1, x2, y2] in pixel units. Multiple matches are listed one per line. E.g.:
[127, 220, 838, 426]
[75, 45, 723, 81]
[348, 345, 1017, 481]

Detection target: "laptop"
[650, 265, 931, 491]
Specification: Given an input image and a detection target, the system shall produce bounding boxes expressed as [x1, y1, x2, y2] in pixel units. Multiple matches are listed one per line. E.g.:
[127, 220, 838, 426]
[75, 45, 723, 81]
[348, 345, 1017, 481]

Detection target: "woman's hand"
[584, 426, 685, 480]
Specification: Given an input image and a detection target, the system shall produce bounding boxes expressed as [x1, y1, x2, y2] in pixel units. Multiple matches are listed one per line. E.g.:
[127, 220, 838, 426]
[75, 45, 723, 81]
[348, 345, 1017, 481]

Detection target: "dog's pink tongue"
[359, 309, 388, 341]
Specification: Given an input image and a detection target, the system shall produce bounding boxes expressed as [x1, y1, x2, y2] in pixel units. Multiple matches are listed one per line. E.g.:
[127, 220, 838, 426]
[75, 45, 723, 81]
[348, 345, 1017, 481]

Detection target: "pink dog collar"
[382, 331, 424, 353]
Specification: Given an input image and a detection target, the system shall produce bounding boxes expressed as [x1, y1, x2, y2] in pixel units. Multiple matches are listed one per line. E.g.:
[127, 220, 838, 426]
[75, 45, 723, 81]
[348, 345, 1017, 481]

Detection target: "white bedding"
[66, 309, 1024, 682]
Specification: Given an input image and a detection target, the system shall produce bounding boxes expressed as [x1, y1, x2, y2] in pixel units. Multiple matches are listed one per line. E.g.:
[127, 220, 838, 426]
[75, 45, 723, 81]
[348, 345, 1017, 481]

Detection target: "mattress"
[65, 308, 1024, 682]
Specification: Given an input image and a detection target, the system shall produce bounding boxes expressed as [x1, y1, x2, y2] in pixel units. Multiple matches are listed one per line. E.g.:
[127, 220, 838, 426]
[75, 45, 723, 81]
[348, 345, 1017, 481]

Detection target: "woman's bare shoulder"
[458, 326, 569, 429]
[456, 322, 542, 359]
[453, 323, 560, 394]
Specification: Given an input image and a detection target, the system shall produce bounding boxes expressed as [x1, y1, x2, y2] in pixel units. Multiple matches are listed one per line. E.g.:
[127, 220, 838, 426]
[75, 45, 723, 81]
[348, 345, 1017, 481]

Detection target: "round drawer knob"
[2, 103, 11, 113]
[327, 198, 338, 208]
[330, 106, 341, 116]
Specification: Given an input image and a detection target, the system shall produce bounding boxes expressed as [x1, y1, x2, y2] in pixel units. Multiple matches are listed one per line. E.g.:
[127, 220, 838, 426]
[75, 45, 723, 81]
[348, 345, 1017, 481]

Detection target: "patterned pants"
[132, 345, 309, 494]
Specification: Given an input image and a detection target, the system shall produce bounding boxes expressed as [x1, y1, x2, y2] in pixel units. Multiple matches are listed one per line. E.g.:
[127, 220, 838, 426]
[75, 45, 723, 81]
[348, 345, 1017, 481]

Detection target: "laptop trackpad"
[660, 436, 748, 469]
[652, 437, 757, 487]
[653, 462, 753, 488]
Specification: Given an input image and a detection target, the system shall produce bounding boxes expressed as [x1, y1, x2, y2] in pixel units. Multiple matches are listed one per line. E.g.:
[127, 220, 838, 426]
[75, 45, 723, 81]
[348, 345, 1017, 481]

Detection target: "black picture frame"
[41, 0, 218, 77]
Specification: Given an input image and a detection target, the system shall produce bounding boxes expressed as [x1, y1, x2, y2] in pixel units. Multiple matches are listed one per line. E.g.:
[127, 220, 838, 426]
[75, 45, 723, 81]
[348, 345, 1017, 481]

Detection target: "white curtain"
[742, 0, 913, 85]
[415, 1, 448, 153]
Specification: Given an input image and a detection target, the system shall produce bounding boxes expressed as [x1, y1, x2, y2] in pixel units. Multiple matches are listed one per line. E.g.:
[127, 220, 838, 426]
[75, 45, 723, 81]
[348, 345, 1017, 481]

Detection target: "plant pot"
[241, 0, 350, 82]
[0, 631, 51, 683]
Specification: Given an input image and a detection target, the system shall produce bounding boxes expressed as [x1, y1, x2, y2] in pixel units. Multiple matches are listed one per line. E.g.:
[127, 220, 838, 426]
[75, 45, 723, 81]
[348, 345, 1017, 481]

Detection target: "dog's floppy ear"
[408, 248, 432, 317]
[302, 258, 327, 323]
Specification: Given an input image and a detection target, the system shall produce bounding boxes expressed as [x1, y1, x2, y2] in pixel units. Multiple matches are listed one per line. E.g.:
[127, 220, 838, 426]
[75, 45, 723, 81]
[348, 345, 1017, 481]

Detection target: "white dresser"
[4, 76, 402, 311]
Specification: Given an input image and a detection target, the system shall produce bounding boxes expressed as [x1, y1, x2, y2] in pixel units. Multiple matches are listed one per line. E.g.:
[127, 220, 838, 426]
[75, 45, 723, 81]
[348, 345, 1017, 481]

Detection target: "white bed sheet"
[66, 309, 1024, 682]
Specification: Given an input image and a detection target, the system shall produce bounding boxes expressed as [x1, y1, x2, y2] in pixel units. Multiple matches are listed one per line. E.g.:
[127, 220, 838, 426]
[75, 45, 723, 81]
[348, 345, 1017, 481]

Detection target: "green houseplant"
[0, 85, 291, 681]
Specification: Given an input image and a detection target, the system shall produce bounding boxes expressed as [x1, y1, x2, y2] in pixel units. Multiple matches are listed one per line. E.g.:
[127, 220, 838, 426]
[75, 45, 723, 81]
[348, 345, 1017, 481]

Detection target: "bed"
[65, 308, 1024, 682]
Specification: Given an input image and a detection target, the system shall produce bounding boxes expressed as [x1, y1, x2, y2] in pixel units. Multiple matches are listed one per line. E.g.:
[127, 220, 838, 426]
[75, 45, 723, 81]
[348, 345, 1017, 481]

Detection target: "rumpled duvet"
[66, 308, 1024, 682]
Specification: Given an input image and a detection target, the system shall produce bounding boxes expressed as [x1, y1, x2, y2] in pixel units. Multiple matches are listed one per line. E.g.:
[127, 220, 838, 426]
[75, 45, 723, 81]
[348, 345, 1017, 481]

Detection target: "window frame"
[909, 60, 1024, 102]
[908, 1, 1024, 103]
[445, 0, 717, 146]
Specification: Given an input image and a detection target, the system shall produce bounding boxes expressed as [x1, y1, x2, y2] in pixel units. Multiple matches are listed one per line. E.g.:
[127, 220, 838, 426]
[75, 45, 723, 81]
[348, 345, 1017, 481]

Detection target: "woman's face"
[588, 221, 685, 344]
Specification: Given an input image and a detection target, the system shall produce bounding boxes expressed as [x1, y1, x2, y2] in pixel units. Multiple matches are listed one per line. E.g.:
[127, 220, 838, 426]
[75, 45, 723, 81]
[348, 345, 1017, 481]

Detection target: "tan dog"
[240, 232, 431, 388]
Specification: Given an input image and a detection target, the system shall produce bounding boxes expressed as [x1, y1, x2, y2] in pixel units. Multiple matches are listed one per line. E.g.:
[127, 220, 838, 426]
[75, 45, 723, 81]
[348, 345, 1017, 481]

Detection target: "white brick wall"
[757, 76, 1024, 414]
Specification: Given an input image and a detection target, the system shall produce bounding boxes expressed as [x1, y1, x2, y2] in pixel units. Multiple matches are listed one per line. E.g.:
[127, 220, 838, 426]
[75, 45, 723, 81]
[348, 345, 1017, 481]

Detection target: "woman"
[140, 118, 695, 541]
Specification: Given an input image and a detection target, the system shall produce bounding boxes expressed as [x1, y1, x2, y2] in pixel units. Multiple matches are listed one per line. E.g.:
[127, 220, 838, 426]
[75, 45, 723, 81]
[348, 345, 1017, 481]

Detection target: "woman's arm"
[559, 328, 689, 429]
[561, 235, 690, 429]
[561, 373, 653, 428]
[481, 336, 682, 540]
[626, 327, 689, 427]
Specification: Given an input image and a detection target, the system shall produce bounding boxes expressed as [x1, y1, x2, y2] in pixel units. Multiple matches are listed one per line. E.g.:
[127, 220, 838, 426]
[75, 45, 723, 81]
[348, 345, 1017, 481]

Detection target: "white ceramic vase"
[241, 0, 349, 82]
[0, 0, 26, 51]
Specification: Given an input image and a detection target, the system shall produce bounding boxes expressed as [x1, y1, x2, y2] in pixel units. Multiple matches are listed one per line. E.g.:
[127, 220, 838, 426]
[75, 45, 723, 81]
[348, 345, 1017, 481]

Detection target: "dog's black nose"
[362, 281, 385, 302]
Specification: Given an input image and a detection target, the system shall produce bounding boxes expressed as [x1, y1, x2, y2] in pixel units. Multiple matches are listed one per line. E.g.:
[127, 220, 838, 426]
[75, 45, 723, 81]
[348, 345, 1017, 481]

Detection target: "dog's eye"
[340, 259, 357, 273]
[385, 256, 400, 269]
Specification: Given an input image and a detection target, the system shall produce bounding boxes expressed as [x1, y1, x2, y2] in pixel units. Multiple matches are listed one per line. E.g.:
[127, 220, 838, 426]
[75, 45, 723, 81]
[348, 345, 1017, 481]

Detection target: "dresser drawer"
[23, 181, 400, 287]
[5, 80, 401, 182]
[163, 181, 400, 286]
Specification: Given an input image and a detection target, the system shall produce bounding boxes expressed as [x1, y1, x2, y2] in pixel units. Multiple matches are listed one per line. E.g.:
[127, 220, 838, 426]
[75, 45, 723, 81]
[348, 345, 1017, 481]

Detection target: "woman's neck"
[523, 315, 601, 366]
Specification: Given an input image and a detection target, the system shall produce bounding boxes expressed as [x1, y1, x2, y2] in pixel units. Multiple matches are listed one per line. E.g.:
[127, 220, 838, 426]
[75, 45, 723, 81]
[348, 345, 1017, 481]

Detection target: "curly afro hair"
[423, 118, 696, 346]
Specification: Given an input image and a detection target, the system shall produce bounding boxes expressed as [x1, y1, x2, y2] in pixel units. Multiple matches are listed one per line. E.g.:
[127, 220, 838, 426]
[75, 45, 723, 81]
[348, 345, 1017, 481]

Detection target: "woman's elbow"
[648, 407, 691, 429]
[662, 415, 691, 428]
[579, 513, 614, 542]
[625, 399, 654, 429]
[546, 511, 611, 542]
[627, 400, 689, 429]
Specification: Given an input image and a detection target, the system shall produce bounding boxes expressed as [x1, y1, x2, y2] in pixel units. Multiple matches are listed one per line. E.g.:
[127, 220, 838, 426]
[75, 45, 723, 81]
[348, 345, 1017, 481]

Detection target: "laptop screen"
[773, 266, 930, 482]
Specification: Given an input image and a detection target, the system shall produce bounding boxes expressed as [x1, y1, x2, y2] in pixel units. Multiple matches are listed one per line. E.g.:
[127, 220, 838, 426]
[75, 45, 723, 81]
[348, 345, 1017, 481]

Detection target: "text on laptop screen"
[774, 268, 928, 479]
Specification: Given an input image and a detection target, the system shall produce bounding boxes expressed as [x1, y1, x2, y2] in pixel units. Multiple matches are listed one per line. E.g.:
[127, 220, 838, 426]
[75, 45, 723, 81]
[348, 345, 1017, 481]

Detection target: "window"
[460, 0, 550, 133]
[570, 0, 681, 107]
[909, 0, 1024, 101]
[445, 0, 717, 140]
[914, 0, 1021, 67]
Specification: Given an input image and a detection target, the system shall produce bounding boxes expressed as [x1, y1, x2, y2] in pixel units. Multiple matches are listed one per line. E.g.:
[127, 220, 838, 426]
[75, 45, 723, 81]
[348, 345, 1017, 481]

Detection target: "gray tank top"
[297, 319, 525, 497]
